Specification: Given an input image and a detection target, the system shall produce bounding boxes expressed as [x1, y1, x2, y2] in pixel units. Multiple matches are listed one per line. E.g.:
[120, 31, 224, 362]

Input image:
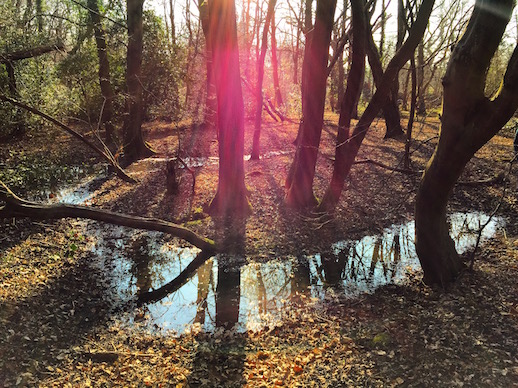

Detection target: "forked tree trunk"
[208, 0, 249, 215]
[251, 0, 276, 160]
[318, 0, 366, 211]
[285, 0, 337, 208]
[316, 0, 434, 212]
[415, 0, 518, 285]
[365, 19, 404, 139]
[123, 0, 154, 164]
[88, 0, 116, 149]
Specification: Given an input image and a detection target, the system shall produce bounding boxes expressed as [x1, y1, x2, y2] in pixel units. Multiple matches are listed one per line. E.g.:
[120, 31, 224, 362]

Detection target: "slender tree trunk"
[416, 41, 426, 115]
[379, 0, 386, 59]
[415, 0, 518, 285]
[123, 0, 154, 164]
[208, 0, 249, 215]
[285, 0, 337, 208]
[404, 55, 416, 168]
[35, 0, 43, 33]
[336, 0, 347, 111]
[198, 0, 217, 129]
[88, 0, 116, 149]
[251, 0, 276, 160]
[271, 12, 283, 107]
[169, 0, 176, 47]
[318, 0, 366, 212]
[244, 0, 251, 80]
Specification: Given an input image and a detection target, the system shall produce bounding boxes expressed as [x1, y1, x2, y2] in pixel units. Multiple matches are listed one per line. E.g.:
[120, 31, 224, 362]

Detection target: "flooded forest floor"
[1, 113, 518, 386]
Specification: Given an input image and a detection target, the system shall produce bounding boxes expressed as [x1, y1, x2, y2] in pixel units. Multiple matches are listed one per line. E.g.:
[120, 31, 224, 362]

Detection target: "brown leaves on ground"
[1, 114, 518, 386]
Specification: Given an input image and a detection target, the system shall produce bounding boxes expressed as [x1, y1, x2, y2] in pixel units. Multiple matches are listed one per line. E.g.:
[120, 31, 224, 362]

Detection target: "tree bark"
[285, 0, 337, 208]
[404, 55, 417, 168]
[123, 0, 154, 164]
[208, 0, 250, 215]
[416, 41, 426, 115]
[415, 0, 518, 286]
[251, 0, 276, 160]
[88, 0, 116, 148]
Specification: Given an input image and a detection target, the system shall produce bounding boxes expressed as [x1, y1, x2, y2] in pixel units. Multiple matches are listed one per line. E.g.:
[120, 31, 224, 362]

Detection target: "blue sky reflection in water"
[85, 212, 505, 335]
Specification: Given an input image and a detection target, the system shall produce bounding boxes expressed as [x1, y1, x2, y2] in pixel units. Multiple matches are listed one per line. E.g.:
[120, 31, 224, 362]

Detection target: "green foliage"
[142, 11, 182, 122]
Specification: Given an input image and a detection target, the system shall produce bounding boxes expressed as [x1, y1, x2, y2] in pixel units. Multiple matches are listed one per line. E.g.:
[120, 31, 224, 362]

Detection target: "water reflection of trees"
[129, 213, 503, 332]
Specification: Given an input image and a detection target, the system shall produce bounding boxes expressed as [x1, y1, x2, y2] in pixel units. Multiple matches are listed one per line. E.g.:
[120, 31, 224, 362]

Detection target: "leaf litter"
[1, 116, 518, 386]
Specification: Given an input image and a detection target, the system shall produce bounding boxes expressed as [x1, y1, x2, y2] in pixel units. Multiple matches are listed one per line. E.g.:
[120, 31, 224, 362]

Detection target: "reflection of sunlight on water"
[83, 211, 504, 335]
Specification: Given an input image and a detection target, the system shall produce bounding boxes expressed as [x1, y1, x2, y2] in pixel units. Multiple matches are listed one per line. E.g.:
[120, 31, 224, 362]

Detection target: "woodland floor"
[1, 112, 518, 386]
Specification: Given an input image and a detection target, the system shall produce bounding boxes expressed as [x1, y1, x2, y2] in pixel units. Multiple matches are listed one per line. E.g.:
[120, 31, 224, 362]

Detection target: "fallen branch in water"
[0, 94, 136, 183]
[0, 181, 215, 252]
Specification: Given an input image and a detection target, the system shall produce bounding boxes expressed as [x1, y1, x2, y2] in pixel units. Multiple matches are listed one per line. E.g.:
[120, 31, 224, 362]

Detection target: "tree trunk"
[169, 0, 176, 46]
[88, 0, 116, 149]
[415, 0, 518, 286]
[123, 0, 154, 164]
[251, 0, 276, 160]
[198, 0, 217, 130]
[316, 0, 434, 212]
[365, 19, 404, 139]
[271, 12, 283, 107]
[35, 0, 43, 33]
[318, 0, 366, 212]
[384, 0, 406, 138]
[285, 0, 337, 208]
[208, 0, 249, 216]
[416, 41, 426, 115]
[404, 55, 417, 169]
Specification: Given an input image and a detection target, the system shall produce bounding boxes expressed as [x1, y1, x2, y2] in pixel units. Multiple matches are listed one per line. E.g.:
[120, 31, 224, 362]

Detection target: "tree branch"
[0, 181, 216, 252]
[0, 94, 136, 184]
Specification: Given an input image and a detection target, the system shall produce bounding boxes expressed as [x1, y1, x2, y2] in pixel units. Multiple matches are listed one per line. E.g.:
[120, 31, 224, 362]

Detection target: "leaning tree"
[415, 0, 518, 286]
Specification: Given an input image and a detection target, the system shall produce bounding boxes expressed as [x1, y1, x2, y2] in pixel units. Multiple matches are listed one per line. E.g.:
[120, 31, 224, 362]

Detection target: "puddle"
[84, 212, 504, 335]
[52, 173, 505, 334]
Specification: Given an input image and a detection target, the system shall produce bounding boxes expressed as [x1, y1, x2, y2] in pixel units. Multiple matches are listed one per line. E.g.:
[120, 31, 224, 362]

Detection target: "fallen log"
[0, 42, 65, 63]
[0, 181, 216, 252]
